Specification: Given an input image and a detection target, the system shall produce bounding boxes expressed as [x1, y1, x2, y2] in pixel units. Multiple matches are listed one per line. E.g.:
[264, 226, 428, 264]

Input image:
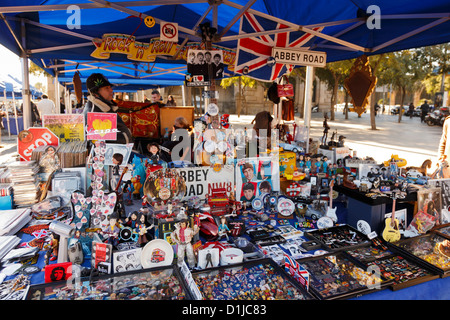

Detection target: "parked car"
[391, 105, 408, 115]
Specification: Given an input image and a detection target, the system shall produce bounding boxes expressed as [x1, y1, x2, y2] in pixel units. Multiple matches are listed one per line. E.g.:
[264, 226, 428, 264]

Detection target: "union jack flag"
[235, 12, 323, 82]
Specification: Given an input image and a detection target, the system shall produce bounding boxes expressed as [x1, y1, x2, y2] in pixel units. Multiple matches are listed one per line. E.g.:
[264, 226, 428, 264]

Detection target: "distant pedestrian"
[37, 94, 56, 118]
[409, 102, 415, 119]
[166, 95, 176, 106]
[420, 100, 430, 123]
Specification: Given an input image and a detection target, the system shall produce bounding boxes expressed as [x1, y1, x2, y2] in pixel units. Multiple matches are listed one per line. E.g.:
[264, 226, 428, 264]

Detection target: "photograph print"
[186, 49, 224, 83]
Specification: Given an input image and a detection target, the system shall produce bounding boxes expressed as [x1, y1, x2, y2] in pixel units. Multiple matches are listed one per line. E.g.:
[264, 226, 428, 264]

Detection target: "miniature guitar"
[326, 179, 338, 222]
[115, 166, 129, 193]
[382, 192, 401, 242]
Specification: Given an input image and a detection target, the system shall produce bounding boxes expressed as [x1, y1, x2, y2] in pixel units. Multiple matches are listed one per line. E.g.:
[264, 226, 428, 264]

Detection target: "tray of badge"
[387, 231, 450, 278]
[295, 251, 391, 300]
[344, 242, 440, 291]
[25, 264, 193, 300]
[433, 223, 450, 239]
[190, 258, 316, 300]
[303, 224, 371, 253]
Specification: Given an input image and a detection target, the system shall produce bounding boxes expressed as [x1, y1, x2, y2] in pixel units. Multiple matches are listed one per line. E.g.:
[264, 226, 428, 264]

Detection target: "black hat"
[86, 73, 113, 93]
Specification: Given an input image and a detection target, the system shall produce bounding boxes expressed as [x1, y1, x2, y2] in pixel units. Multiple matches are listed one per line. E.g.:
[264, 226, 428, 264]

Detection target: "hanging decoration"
[344, 55, 377, 116]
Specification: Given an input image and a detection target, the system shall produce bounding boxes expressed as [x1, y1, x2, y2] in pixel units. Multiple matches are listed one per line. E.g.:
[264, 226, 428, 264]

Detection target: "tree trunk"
[398, 87, 405, 123]
[330, 74, 339, 121]
[344, 90, 349, 120]
[370, 92, 376, 130]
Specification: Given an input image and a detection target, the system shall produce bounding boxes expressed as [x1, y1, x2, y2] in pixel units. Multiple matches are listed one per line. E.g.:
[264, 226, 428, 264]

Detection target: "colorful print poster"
[235, 155, 280, 205]
[42, 114, 85, 142]
[86, 112, 117, 141]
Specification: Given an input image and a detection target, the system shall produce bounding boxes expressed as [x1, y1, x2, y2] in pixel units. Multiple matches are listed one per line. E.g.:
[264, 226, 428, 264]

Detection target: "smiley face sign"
[144, 16, 155, 28]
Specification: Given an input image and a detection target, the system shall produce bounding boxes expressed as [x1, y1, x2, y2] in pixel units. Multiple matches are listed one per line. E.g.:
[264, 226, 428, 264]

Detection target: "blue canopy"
[0, 1, 449, 83]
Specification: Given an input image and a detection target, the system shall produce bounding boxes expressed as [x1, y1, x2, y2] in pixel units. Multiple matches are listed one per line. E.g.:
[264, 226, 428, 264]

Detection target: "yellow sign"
[42, 114, 85, 142]
[91, 34, 178, 62]
[90, 33, 237, 69]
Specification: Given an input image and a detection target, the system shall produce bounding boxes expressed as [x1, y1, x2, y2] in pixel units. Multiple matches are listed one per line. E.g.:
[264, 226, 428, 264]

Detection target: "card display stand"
[190, 258, 314, 300]
[296, 251, 387, 300]
[391, 232, 450, 278]
[25, 264, 191, 300]
[304, 224, 370, 252]
[345, 244, 439, 291]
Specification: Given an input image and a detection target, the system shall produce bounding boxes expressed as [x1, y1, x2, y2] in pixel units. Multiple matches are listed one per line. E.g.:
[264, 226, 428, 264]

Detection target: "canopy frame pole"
[371, 17, 449, 52]
[20, 18, 31, 130]
[303, 66, 314, 154]
[219, 0, 256, 37]
[3, 89, 10, 138]
[222, 0, 367, 52]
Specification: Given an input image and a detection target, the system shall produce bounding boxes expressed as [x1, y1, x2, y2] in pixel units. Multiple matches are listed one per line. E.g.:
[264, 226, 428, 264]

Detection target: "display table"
[334, 185, 416, 235]
[2, 116, 23, 135]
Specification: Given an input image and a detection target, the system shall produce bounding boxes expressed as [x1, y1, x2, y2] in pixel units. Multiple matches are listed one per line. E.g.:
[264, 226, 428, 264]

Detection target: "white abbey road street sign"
[272, 47, 327, 67]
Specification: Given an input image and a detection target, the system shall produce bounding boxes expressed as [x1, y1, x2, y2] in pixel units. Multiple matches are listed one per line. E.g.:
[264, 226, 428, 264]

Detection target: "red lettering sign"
[18, 127, 59, 161]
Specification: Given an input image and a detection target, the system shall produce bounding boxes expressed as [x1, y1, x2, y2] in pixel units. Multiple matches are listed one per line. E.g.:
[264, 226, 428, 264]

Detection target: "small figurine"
[131, 175, 142, 199]
[298, 154, 305, 170]
[124, 211, 139, 229]
[101, 211, 120, 248]
[48, 232, 59, 261]
[321, 113, 330, 146]
[110, 153, 123, 192]
[147, 142, 161, 164]
[122, 181, 133, 205]
[322, 156, 329, 174]
[136, 212, 154, 247]
[218, 216, 231, 241]
[171, 214, 198, 268]
[314, 157, 322, 173]
[39, 145, 60, 173]
[305, 156, 312, 172]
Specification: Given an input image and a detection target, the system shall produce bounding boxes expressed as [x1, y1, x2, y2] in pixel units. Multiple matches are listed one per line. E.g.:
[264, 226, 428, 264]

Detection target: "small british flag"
[235, 12, 323, 82]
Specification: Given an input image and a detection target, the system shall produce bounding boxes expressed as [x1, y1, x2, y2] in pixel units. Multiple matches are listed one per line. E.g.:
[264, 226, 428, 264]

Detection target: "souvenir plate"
[140, 239, 174, 268]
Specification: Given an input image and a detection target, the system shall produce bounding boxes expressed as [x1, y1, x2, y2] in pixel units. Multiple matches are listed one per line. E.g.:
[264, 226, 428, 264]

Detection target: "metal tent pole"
[21, 18, 31, 130]
[303, 66, 314, 153]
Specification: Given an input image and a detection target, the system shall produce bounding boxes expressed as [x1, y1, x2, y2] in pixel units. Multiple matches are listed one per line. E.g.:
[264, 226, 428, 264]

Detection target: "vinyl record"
[119, 227, 133, 241]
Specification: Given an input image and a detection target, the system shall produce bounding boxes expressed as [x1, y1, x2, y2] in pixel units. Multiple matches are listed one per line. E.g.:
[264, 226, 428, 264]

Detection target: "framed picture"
[235, 156, 280, 204]
[417, 188, 442, 224]
[103, 143, 133, 166]
[384, 208, 407, 233]
[428, 179, 450, 224]
[406, 187, 442, 236]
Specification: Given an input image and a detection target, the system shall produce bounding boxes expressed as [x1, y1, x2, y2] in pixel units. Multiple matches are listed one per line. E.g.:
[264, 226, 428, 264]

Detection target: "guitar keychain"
[382, 191, 401, 242]
[326, 179, 338, 223]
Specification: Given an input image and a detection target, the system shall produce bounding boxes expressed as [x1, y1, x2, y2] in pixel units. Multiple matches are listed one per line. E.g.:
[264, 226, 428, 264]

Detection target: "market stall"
[1, 0, 450, 303]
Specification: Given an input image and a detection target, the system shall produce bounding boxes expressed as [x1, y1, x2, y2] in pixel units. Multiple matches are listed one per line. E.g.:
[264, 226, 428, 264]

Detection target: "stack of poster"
[31, 141, 88, 169]
[6, 161, 39, 207]
[0, 235, 21, 260]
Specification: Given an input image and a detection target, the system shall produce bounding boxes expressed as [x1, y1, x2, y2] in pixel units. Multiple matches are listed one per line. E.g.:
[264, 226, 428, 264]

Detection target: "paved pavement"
[0, 130, 19, 165]
[0, 111, 443, 170]
[229, 110, 443, 169]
